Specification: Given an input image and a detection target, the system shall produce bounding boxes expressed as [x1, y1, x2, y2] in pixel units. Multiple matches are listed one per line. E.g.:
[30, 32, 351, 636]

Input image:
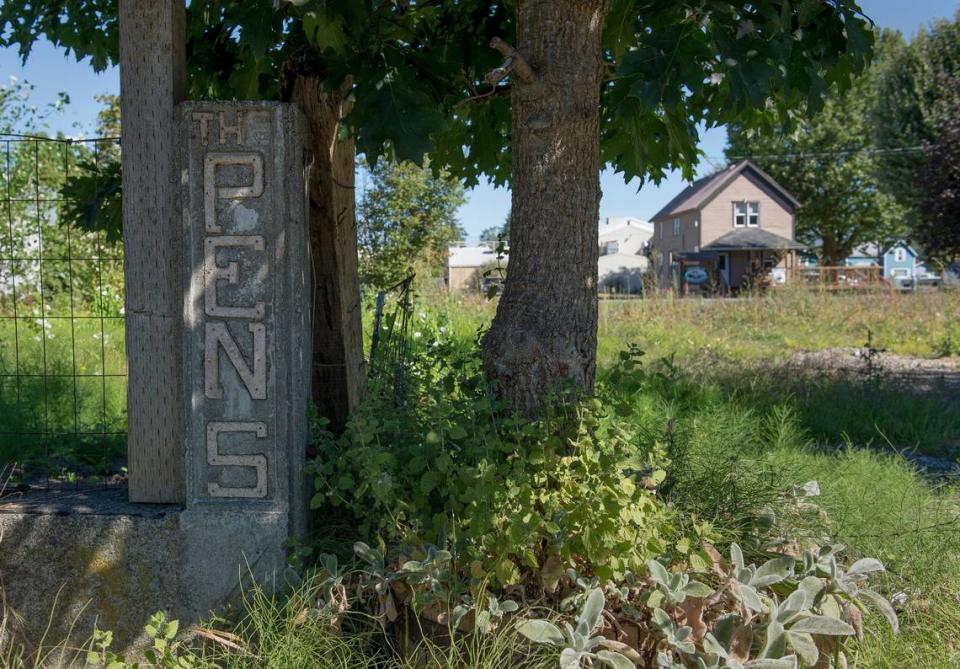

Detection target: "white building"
[445, 244, 507, 292]
[598, 217, 653, 294]
[446, 216, 653, 293]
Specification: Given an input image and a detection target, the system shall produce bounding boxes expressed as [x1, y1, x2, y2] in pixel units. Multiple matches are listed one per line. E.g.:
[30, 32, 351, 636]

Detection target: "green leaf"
[785, 631, 819, 667]
[302, 10, 347, 54]
[576, 588, 606, 638]
[495, 559, 520, 586]
[859, 589, 900, 634]
[752, 556, 795, 587]
[743, 657, 797, 669]
[761, 620, 786, 659]
[517, 619, 565, 645]
[847, 558, 885, 577]
[737, 582, 765, 612]
[597, 649, 636, 669]
[647, 559, 670, 585]
[355, 80, 445, 165]
[789, 615, 855, 636]
[683, 581, 714, 599]
[560, 648, 585, 669]
[731, 544, 745, 572]
[499, 599, 520, 613]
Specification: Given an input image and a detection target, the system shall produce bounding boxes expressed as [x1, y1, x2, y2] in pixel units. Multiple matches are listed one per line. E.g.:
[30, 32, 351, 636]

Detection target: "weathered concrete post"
[119, 0, 186, 503]
[178, 102, 312, 601]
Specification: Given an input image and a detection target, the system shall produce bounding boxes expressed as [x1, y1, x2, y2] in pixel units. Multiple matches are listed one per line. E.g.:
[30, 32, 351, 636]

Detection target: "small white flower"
[413, 331, 422, 339]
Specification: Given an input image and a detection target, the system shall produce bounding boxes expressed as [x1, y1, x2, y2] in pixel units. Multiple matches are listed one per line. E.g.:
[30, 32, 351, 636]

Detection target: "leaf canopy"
[1, 0, 874, 185]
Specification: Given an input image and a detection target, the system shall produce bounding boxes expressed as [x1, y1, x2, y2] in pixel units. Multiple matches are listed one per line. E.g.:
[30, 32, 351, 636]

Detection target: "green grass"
[0, 298, 127, 481]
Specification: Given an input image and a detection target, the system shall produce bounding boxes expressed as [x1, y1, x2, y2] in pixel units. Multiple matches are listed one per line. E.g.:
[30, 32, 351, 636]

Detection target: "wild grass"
[616, 361, 960, 668]
[0, 297, 126, 481]
[3, 572, 554, 669]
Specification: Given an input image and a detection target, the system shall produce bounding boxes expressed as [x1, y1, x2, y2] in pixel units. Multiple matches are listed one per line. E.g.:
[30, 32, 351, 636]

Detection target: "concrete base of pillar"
[0, 485, 292, 657]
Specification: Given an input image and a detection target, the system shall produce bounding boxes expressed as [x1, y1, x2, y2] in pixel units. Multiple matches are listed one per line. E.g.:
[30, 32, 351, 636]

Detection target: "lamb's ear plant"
[517, 588, 640, 669]
[646, 559, 714, 606]
[798, 545, 899, 634]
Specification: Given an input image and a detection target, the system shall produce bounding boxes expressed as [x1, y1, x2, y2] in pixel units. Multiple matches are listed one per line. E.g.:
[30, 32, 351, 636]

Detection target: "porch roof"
[703, 228, 806, 252]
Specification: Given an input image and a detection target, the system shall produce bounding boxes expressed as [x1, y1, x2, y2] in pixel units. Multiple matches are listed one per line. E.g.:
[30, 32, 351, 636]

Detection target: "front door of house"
[718, 253, 730, 287]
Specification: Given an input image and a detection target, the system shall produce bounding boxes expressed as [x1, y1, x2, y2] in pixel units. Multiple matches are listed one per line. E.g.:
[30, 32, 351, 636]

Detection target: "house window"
[658, 222, 663, 239]
[894, 247, 906, 262]
[673, 218, 681, 236]
[600, 241, 619, 255]
[734, 202, 760, 227]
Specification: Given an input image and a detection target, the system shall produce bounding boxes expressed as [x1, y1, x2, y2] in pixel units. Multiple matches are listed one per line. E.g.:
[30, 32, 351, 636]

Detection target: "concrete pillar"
[178, 102, 312, 596]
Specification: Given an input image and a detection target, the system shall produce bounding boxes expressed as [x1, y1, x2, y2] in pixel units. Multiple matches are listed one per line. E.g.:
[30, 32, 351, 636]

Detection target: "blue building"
[845, 240, 921, 282]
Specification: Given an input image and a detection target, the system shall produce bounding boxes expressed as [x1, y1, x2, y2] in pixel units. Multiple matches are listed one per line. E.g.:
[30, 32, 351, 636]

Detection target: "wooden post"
[120, 0, 186, 503]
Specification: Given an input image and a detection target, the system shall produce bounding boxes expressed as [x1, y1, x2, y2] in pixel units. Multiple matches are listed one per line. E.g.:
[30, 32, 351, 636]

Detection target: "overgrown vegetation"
[10, 290, 956, 668]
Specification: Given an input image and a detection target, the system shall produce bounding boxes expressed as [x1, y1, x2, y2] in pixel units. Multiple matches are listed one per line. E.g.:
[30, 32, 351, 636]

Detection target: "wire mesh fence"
[0, 133, 126, 490]
[368, 274, 415, 401]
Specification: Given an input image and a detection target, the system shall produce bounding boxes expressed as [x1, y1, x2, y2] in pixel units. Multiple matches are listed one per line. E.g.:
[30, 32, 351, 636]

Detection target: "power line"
[720, 145, 928, 162]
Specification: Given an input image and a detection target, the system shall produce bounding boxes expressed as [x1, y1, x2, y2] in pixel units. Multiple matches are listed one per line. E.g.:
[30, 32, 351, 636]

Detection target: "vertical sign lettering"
[192, 109, 270, 499]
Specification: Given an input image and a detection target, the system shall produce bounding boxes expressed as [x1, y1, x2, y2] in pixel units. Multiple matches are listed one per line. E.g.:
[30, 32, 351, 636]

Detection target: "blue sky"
[1, 0, 956, 241]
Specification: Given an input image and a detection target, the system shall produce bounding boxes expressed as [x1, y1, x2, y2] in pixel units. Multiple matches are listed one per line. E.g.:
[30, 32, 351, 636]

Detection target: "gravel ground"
[790, 348, 960, 396]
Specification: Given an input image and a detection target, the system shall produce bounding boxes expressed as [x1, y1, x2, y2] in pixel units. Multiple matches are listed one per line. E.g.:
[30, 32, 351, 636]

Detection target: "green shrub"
[309, 329, 697, 587]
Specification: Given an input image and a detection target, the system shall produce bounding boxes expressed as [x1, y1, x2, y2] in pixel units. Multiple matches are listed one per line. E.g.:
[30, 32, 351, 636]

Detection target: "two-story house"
[650, 160, 804, 292]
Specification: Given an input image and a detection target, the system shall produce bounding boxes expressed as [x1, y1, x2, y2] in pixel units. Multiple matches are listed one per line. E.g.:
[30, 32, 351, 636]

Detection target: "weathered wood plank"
[288, 76, 366, 433]
[119, 0, 186, 503]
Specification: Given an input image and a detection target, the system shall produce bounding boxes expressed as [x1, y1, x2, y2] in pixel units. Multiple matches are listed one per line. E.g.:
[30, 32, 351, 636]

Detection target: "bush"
[309, 326, 697, 587]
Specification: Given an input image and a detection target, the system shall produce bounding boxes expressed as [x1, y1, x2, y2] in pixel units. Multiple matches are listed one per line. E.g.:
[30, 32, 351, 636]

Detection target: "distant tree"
[62, 94, 122, 242]
[479, 227, 501, 244]
[358, 160, 465, 290]
[871, 13, 960, 216]
[726, 34, 907, 265]
[479, 208, 511, 246]
[914, 75, 960, 263]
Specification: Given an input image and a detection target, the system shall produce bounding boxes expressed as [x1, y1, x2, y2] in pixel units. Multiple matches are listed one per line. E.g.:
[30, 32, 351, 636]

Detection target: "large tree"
[2, 0, 873, 415]
[726, 33, 908, 265]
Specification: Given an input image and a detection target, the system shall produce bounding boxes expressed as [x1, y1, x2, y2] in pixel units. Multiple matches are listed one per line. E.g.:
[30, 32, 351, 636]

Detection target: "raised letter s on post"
[206, 421, 268, 498]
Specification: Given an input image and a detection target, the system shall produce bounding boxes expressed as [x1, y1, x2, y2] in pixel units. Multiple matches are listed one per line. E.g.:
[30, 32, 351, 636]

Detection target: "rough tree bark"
[284, 67, 366, 433]
[481, 0, 609, 416]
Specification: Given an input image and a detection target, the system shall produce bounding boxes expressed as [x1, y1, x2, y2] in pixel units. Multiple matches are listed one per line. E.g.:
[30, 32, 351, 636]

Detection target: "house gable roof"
[650, 160, 800, 221]
[850, 239, 920, 260]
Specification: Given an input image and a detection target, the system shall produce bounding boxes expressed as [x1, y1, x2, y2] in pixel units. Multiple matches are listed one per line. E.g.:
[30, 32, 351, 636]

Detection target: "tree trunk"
[287, 74, 366, 433]
[481, 0, 609, 416]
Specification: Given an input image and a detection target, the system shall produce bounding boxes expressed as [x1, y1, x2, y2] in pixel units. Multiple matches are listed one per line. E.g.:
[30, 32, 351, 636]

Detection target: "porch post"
[119, 0, 187, 503]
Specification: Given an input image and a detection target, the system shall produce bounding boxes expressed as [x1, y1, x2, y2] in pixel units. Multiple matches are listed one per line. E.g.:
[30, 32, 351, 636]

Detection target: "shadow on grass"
[0, 370, 126, 484]
[707, 363, 960, 458]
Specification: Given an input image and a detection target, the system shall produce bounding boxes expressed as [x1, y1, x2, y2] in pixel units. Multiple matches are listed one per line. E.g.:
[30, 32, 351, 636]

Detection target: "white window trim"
[673, 218, 681, 237]
[733, 201, 760, 228]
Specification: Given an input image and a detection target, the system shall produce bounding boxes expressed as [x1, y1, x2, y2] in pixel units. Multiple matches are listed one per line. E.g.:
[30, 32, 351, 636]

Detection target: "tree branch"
[484, 37, 534, 85]
[456, 84, 512, 108]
